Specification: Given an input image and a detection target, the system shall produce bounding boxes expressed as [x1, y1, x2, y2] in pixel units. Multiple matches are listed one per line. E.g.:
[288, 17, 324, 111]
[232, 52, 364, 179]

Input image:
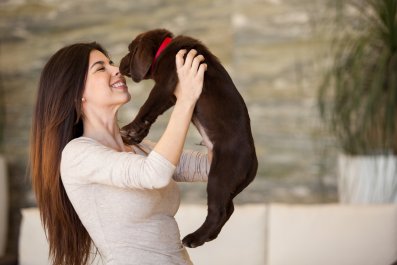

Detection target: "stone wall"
[0, 0, 339, 256]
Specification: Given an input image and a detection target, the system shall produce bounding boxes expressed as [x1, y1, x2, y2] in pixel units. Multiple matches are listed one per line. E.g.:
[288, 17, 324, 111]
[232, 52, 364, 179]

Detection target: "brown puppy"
[119, 29, 258, 248]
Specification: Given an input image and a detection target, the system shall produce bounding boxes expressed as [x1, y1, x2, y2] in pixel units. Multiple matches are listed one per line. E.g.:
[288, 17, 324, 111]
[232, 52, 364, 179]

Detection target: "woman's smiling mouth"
[111, 78, 128, 90]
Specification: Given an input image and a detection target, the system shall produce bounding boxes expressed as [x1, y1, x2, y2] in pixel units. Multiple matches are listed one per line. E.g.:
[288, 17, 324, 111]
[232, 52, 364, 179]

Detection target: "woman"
[30, 42, 210, 265]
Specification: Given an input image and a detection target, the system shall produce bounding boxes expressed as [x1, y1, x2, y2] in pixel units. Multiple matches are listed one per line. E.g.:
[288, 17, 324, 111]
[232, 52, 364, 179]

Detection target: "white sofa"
[16, 204, 397, 265]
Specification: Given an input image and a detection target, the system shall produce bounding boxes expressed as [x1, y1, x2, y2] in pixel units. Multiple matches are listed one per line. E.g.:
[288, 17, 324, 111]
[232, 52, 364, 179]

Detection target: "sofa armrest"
[0, 255, 18, 265]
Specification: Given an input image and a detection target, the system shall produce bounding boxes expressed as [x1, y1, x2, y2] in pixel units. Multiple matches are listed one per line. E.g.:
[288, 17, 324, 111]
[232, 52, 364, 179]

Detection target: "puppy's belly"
[192, 117, 213, 150]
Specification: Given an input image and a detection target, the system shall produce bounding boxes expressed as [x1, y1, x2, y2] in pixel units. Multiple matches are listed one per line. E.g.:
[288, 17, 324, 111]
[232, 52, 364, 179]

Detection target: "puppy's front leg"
[121, 83, 176, 145]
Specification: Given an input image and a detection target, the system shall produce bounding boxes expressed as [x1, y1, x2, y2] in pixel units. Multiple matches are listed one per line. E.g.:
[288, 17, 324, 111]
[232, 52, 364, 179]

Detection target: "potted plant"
[318, 0, 397, 203]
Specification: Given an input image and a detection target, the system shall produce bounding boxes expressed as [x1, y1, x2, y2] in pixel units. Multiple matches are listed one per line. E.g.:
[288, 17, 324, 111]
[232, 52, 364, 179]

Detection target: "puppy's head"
[120, 29, 173, 82]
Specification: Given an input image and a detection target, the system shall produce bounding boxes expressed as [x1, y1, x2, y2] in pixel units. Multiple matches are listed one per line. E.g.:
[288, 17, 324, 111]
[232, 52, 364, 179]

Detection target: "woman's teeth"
[112, 82, 125, 88]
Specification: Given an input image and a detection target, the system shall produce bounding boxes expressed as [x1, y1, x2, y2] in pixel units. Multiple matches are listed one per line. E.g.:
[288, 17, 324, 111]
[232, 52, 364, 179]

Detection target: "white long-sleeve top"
[60, 136, 209, 265]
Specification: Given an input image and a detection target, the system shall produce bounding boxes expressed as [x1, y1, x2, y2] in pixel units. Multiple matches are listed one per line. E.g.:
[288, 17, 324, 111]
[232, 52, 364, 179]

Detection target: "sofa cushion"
[267, 204, 397, 265]
[19, 208, 49, 265]
[175, 204, 267, 265]
[19, 208, 103, 265]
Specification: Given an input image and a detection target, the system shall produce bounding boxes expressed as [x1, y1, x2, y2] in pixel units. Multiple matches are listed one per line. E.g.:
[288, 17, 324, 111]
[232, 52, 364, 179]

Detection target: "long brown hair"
[30, 42, 108, 265]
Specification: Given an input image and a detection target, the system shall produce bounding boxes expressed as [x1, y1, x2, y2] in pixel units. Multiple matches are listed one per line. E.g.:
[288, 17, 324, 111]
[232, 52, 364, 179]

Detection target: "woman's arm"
[153, 49, 207, 166]
[61, 138, 176, 189]
[139, 139, 212, 182]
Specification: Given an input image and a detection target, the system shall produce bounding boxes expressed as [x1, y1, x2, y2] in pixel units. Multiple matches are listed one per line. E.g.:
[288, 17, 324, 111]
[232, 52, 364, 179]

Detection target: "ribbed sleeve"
[173, 150, 209, 182]
[138, 140, 209, 182]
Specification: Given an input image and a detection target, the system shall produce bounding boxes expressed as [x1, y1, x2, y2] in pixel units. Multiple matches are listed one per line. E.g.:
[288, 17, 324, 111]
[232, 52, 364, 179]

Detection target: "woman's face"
[82, 50, 131, 111]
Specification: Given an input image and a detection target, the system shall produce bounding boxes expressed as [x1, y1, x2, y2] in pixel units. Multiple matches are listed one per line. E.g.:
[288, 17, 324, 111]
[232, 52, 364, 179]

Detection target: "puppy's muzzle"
[119, 55, 131, 77]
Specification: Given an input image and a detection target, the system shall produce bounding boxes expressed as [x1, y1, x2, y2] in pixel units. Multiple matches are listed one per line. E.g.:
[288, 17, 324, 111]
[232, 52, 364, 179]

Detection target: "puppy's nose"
[119, 55, 131, 77]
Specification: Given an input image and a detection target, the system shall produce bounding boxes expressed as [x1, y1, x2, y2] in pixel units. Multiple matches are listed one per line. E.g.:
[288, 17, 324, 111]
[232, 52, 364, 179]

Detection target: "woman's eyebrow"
[90, 61, 105, 70]
[90, 59, 112, 70]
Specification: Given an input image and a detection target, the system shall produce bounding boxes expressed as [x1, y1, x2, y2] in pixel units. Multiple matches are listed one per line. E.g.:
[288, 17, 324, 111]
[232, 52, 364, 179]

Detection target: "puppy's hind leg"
[182, 150, 258, 247]
[182, 151, 235, 248]
[207, 155, 258, 240]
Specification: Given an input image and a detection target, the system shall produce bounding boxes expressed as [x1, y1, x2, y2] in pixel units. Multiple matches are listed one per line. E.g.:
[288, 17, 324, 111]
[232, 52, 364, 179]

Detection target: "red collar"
[151, 37, 172, 74]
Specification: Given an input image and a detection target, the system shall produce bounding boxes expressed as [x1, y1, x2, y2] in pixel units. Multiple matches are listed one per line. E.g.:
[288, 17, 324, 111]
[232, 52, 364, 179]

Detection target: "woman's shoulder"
[60, 136, 115, 177]
[62, 136, 105, 159]
[62, 137, 155, 158]
[64, 136, 100, 149]
[60, 137, 98, 178]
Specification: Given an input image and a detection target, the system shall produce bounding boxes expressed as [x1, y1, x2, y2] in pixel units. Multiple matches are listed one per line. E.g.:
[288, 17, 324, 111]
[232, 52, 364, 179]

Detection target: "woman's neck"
[82, 109, 132, 152]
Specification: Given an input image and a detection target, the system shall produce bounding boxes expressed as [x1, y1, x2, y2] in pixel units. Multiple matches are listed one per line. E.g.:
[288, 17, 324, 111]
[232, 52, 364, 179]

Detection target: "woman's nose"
[111, 65, 121, 76]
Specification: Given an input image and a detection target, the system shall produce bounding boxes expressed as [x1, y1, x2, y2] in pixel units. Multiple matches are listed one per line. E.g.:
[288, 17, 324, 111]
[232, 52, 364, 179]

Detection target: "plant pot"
[0, 154, 7, 256]
[338, 153, 397, 203]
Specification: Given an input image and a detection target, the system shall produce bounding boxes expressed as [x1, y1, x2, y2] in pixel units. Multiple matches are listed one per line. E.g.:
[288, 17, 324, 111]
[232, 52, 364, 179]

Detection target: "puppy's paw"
[121, 121, 150, 145]
[182, 233, 206, 248]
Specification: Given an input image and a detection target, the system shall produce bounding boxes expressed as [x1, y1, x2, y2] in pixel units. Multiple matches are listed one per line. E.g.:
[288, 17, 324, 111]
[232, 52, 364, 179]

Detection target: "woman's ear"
[130, 43, 154, 82]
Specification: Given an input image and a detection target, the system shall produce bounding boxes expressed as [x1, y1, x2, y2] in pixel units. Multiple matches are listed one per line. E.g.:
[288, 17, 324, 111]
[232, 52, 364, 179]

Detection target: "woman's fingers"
[176, 49, 187, 69]
[183, 49, 198, 68]
[191, 54, 205, 73]
[176, 49, 205, 74]
[174, 48, 207, 102]
[196, 63, 207, 78]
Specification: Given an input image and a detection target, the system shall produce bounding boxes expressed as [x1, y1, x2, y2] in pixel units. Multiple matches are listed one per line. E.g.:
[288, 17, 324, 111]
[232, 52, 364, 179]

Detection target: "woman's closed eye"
[91, 59, 114, 73]
[96, 61, 114, 72]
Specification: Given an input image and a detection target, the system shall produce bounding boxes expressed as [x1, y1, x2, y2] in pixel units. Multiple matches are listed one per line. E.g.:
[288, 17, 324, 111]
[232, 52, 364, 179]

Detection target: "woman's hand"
[153, 49, 207, 166]
[174, 49, 207, 105]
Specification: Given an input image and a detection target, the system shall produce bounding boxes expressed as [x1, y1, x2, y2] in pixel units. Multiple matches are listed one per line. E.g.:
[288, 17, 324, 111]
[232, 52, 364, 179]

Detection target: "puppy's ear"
[130, 41, 154, 82]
